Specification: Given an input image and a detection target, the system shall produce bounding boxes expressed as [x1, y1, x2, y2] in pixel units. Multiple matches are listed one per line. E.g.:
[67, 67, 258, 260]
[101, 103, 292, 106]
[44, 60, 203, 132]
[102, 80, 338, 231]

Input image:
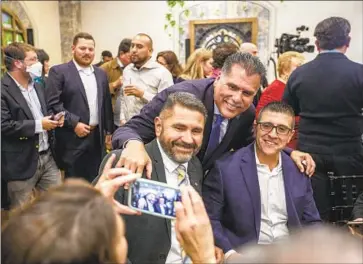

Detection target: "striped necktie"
[177, 165, 188, 186]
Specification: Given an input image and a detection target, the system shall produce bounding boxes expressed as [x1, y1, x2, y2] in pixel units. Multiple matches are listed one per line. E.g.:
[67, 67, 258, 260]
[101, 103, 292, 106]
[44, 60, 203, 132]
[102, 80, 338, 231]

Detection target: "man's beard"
[159, 135, 199, 164]
[74, 54, 93, 67]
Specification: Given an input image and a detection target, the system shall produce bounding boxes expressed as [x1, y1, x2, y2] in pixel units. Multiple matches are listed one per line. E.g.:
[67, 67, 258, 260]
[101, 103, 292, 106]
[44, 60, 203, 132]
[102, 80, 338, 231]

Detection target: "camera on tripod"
[275, 25, 315, 56]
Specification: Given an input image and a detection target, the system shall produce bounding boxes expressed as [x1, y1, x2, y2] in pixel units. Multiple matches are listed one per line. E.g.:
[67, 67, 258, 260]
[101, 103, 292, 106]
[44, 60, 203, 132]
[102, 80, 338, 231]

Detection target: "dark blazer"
[46, 61, 113, 168]
[112, 78, 255, 172]
[95, 139, 203, 264]
[1, 73, 54, 181]
[202, 143, 321, 253]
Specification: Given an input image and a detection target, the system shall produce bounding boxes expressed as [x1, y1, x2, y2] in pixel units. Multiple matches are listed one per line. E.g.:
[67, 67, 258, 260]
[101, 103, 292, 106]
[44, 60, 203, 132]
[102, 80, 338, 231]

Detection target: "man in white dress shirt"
[119, 33, 173, 123]
[203, 101, 321, 261]
[95, 92, 223, 263]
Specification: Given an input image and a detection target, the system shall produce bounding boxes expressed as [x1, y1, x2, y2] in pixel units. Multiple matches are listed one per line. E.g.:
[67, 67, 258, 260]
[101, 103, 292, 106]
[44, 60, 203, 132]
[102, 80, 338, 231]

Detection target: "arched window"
[1, 7, 27, 74]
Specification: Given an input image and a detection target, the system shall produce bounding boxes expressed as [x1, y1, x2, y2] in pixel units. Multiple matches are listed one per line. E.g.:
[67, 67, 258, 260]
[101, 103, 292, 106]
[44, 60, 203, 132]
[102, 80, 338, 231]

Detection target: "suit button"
[36, 145, 39, 149]
[159, 254, 166, 260]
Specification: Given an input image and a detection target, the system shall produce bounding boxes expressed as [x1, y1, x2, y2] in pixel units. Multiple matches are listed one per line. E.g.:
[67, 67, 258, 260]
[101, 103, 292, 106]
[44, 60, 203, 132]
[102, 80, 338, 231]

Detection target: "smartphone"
[128, 178, 181, 219]
[53, 111, 65, 121]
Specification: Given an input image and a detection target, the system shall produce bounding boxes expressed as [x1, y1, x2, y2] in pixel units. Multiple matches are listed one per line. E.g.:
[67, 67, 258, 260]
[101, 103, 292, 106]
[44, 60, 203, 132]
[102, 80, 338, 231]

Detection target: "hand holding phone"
[53, 111, 65, 121]
[128, 178, 181, 219]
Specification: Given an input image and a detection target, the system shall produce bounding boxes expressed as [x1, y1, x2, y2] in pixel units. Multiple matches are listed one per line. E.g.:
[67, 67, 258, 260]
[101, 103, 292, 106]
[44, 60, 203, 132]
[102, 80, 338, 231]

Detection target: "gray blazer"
[94, 139, 203, 264]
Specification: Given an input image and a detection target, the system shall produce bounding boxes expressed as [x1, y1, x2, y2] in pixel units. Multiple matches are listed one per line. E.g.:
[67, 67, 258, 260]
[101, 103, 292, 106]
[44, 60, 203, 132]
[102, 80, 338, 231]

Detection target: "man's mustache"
[172, 141, 197, 150]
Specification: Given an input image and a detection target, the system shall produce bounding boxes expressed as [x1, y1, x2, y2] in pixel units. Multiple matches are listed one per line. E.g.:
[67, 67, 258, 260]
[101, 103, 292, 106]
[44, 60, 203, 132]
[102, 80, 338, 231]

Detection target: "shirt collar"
[157, 139, 188, 174]
[319, 49, 342, 54]
[130, 57, 159, 71]
[7, 72, 33, 91]
[254, 143, 282, 171]
[73, 59, 94, 74]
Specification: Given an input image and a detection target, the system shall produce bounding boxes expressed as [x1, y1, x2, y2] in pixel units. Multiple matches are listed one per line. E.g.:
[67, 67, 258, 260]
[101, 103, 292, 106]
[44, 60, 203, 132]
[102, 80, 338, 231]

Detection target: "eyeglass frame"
[256, 121, 293, 136]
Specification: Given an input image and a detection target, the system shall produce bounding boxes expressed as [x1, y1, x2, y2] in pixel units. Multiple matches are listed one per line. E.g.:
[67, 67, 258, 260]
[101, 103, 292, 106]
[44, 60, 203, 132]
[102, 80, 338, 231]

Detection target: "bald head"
[239, 42, 258, 56]
[134, 33, 153, 50]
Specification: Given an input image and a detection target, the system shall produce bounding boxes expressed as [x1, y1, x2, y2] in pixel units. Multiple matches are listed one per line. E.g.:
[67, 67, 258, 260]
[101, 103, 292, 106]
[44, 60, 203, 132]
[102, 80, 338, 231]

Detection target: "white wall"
[20, 1, 62, 65]
[272, 1, 363, 63]
[81, 1, 174, 61]
[81, 1, 362, 65]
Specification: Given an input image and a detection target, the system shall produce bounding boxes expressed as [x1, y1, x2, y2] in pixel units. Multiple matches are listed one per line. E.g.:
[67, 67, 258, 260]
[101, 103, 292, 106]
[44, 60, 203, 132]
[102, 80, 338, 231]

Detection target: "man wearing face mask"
[1, 42, 62, 208]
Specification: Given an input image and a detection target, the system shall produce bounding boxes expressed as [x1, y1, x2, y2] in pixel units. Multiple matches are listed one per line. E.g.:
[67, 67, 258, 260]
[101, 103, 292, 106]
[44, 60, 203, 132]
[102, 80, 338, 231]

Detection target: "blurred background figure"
[1, 179, 128, 264]
[239, 42, 258, 56]
[256, 51, 305, 149]
[157, 50, 184, 84]
[36, 49, 50, 82]
[94, 50, 113, 67]
[240, 42, 269, 106]
[211, 43, 239, 78]
[179, 48, 213, 81]
[227, 225, 363, 263]
[100, 38, 132, 130]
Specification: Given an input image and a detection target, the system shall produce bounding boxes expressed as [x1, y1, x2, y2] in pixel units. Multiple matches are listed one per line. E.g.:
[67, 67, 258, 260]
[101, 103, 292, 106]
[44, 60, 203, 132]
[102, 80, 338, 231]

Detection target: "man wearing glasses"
[203, 101, 321, 262]
[112, 52, 315, 176]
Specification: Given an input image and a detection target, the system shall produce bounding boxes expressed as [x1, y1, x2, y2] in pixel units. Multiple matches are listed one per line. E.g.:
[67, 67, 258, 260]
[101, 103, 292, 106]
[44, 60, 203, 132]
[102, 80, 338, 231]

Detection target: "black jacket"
[1, 74, 55, 181]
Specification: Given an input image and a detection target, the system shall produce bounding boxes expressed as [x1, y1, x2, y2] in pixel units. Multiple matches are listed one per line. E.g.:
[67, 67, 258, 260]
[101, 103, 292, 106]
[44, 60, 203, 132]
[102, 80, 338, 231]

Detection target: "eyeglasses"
[257, 122, 292, 135]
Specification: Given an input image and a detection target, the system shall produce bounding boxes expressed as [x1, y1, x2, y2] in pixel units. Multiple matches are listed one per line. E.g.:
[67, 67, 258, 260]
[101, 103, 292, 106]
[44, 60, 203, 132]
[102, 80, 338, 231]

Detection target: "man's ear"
[154, 116, 162, 136]
[346, 36, 351, 48]
[286, 129, 295, 143]
[315, 40, 320, 52]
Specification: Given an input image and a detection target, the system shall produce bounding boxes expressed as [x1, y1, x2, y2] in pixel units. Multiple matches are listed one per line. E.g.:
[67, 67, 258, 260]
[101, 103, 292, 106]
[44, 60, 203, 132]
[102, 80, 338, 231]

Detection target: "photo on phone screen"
[128, 178, 181, 219]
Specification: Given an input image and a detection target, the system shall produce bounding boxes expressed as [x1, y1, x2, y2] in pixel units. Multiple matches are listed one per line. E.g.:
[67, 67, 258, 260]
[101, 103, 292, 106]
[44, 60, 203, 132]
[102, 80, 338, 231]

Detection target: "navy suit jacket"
[202, 143, 321, 253]
[112, 78, 255, 172]
[46, 61, 113, 167]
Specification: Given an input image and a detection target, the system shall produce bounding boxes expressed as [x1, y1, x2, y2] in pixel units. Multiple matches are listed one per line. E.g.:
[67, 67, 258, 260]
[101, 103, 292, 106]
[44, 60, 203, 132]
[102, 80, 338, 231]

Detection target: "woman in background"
[179, 48, 213, 81]
[256, 51, 305, 149]
[157, 50, 184, 84]
[35, 49, 50, 85]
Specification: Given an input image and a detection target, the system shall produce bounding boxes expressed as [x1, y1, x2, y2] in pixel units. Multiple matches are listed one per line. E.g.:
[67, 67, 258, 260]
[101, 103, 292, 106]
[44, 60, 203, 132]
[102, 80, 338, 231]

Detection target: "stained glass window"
[1, 7, 27, 75]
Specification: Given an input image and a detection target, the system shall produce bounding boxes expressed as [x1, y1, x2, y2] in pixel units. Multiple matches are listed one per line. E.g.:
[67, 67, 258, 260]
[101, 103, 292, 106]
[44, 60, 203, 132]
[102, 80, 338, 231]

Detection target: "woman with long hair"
[157, 50, 184, 84]
[179, 48, 213, 80]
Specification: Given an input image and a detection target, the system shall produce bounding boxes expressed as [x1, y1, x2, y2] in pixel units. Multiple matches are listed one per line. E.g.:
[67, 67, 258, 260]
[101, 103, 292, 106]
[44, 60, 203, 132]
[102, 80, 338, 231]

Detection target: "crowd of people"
[1, 15, 363, 264]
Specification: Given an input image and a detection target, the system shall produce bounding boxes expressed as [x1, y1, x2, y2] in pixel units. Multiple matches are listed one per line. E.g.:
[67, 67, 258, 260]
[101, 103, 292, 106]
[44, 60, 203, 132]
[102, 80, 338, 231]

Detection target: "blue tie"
[205, 114, 224, 157]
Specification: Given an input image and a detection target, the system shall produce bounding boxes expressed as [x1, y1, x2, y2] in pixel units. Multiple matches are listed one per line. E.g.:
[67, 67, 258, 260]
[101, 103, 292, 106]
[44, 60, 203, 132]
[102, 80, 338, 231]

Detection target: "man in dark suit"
[112, 52, 315, 177]
[203, 102, 321, 261]
[283, 17, 363, 221]
[95, 92, 222, 264]
[1, 42, 62, 208]
[46, 32, 113, 182]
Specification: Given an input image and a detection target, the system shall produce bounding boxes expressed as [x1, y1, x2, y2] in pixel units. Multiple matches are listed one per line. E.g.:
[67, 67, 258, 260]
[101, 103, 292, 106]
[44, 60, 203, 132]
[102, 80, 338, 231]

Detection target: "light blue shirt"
[8, 73, 49, 152]
[214, 103, 229, 143]
[320, 49, 342, 54]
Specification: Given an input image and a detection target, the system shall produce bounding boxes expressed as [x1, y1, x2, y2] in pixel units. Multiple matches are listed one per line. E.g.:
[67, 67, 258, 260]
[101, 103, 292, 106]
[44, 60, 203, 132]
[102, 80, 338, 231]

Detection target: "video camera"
[275, 25, 315, 56]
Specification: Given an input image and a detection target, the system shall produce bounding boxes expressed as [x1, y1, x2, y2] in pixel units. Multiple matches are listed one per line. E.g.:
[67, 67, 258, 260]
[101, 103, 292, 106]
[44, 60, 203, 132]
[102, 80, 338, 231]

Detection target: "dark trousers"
[311, 152, 363, 221]
[64, 130, 103, 183]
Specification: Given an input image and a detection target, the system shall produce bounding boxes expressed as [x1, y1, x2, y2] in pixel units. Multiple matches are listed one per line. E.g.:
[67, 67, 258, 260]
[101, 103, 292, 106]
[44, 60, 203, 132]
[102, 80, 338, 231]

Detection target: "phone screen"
[128, 178, 181, 219]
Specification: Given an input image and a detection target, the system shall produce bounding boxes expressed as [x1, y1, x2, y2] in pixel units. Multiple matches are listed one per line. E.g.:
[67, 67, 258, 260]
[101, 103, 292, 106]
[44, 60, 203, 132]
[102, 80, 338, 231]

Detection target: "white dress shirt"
[214, 103, 228, 142]
[254, 144, 289, 244]
[73, 60, 98, 126]
[120, 58, 173, 122]
[8, 73, 49, 152]
[157, 140, 189, 264]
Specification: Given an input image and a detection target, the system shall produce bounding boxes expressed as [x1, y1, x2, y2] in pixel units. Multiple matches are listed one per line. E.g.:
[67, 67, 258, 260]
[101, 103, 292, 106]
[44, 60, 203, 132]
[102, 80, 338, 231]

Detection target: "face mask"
[26, 61, 43, 79]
